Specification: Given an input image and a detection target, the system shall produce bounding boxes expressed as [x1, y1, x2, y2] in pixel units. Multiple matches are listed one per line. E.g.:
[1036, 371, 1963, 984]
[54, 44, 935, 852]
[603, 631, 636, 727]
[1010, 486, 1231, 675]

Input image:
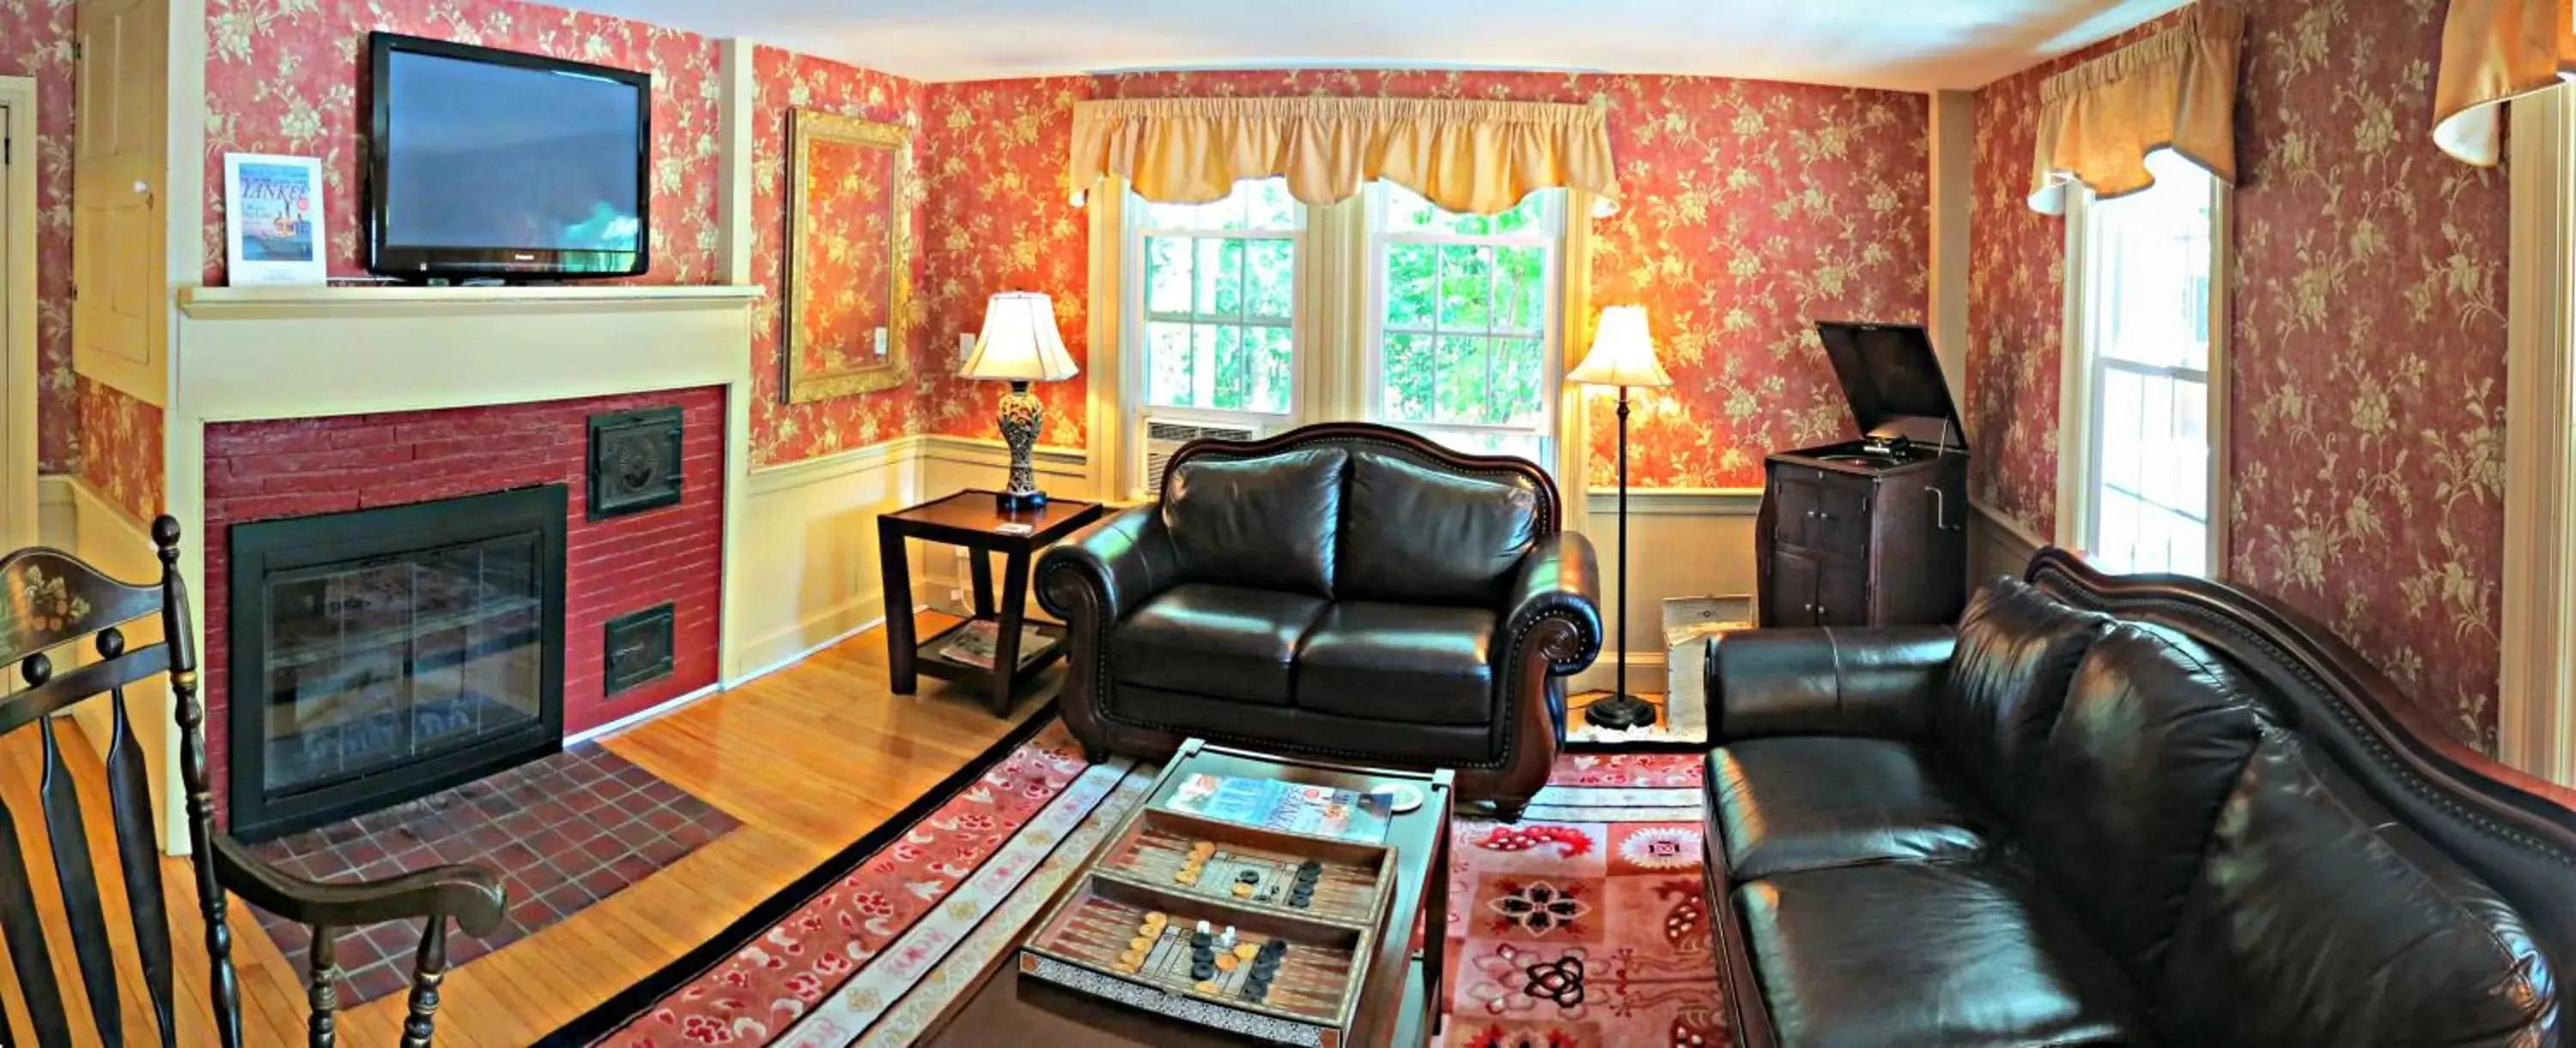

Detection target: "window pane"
[1386, 243, 1437, 329]
[1242, 179, 1298, 230]
[1249, 326, 1292, 414]
[1495, 337, 1546, 426]
[1495, 245, 1546, 334]
[1189, 323, 1221, 407]
[1437, 246, 1494, 330]
[1436, 335, 1487, 422]
[1200, 238, 1244, 317]
[2099, 367, 2144, 497]
[1382, 333, 1435, 422]
[1246, 239, 1293, 320]
[1145, 235, 1193, 315]
[1210, 325, 1249, 410]
[1146, 320, 1194, 407]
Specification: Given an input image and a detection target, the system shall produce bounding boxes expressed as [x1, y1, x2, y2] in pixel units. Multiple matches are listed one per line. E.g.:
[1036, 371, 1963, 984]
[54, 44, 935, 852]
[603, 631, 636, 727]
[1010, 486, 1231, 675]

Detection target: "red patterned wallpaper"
[198, 0, 723, 286]
[4, 0, 77, 472]
[748, 46, 924, 465]
[916, 72, 1928, 487]
[199, 387, 726, 826]
[76, 377, 162, 520]
[1966, 0, 2509, 748]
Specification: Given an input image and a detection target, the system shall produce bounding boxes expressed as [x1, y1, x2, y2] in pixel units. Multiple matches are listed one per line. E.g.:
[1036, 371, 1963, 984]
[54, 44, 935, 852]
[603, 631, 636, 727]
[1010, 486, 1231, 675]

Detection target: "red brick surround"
[201, 388, 725, 827]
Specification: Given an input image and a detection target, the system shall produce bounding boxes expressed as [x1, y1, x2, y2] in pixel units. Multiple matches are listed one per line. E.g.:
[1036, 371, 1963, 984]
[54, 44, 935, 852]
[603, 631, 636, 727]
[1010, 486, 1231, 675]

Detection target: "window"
[2066, 150, 2225, 576]
[1367, 183, 1563, 461]
[1133, 179, 1302, 420]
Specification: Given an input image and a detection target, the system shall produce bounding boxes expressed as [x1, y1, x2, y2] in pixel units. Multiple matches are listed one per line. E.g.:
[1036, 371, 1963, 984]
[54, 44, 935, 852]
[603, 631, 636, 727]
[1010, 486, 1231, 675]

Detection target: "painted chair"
[0, 517, 504, 1048]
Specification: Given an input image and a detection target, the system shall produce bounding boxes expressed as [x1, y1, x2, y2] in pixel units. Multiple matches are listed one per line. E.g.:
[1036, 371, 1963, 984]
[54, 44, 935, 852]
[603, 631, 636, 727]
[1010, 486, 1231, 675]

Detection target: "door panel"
[73, 0, 168, 402]
[1765, 548, 1820, 627]
[1817, 553, 1868, 626]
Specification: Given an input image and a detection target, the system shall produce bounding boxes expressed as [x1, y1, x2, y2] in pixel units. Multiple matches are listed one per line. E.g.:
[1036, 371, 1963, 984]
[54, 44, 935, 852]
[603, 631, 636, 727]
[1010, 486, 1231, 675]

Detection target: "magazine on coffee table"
[1166, 772, 1391, 844]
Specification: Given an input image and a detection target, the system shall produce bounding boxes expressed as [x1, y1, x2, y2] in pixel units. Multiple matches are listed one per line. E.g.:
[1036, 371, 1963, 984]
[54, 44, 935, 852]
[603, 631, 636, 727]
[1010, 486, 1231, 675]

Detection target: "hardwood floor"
[0, 612, 1054, 1047]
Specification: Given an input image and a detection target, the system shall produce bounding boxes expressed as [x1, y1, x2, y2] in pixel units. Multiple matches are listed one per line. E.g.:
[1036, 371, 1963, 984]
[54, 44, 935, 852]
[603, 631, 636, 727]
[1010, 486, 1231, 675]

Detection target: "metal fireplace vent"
[588, 406, 684, 520]
[605, 603, 676, 695]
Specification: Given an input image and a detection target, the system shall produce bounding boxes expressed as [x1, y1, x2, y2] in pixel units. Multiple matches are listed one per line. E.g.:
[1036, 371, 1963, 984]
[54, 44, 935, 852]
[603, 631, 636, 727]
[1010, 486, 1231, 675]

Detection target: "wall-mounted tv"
[365, 33, 653, 280]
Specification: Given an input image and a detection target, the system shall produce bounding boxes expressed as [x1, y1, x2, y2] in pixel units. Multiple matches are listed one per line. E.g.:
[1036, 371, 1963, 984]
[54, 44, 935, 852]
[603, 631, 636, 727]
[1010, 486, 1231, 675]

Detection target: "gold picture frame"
[784, 109, 914, 403]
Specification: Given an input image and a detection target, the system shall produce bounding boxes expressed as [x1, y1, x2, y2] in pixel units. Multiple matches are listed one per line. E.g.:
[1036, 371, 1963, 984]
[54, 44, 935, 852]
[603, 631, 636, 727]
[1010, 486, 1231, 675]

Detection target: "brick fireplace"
[202, 388, 725, 835]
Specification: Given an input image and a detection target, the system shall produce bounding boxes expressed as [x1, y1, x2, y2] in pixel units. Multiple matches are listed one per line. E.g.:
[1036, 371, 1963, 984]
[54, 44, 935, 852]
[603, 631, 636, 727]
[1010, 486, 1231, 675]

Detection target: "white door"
[0, 95, 28, 551]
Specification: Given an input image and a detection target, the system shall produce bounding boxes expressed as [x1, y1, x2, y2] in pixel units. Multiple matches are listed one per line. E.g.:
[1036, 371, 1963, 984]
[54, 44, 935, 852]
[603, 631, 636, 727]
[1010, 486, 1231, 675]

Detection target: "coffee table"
[922, 739, 1453, 1046]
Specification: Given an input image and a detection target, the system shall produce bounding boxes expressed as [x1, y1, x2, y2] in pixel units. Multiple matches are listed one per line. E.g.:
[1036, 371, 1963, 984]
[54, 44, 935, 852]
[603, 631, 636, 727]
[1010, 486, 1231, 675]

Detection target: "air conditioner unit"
[1142, 417, 1261, 498]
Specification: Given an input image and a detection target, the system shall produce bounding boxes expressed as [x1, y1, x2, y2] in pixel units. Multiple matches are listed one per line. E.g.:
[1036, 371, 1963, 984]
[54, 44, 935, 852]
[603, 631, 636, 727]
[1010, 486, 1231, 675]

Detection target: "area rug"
[545, 737, 1722, 1047]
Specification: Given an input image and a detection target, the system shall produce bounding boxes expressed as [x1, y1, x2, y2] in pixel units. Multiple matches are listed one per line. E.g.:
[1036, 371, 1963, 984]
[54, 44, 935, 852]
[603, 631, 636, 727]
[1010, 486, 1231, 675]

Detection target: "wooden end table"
[922, 739, 1453, 1046]
[878, 490, 1106, 716]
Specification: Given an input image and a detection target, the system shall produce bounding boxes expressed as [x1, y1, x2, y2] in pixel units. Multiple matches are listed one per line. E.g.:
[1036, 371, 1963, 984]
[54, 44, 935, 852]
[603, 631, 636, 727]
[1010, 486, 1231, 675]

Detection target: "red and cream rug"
[550, 731, 1720, 1047]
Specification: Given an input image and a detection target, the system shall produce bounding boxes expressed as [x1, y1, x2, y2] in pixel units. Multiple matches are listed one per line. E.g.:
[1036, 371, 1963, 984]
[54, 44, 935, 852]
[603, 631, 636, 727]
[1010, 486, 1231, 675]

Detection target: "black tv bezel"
[363, 32, 654, 282]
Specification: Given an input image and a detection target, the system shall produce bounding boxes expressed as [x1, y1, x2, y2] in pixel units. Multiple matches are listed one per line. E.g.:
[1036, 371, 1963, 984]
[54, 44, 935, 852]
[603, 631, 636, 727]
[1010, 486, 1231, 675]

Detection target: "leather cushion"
[1112, 683, 1502, 765]
[1736, 858, 2142, 1047]
[1709, 736, 2000, 880]
[2157, 734, 2559, 1046]
[1162, 447, 1349, 598]
[1336, 451, 1540, 606]
[1109, 584, 1329, 706]
[1295, 602, 1498, 726]
[2020, 623, 2269, 983]
[1934, 576, 2112, 818]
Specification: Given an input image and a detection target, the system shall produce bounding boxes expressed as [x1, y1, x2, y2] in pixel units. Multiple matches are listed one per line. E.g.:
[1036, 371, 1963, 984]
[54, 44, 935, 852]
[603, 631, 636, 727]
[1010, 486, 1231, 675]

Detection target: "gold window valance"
[2433, 0, 2576, 166]
[1067, 96, 1619, 215]
[2026, 3, 2245, 215]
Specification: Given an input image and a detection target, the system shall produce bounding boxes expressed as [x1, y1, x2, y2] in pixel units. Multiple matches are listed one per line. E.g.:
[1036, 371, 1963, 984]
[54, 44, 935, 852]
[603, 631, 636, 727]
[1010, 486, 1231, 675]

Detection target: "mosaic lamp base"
[994, 381, 1048, 512]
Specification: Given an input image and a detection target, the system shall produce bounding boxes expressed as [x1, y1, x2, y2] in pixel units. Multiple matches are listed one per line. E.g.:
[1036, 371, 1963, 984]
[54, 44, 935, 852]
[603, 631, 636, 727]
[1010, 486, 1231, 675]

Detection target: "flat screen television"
[365, 33, 652, 280]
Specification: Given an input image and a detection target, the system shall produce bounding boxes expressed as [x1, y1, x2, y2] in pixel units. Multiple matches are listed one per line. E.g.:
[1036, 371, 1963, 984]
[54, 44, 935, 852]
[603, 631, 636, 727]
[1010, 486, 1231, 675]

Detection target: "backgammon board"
[1013, 748, 1436, 1047]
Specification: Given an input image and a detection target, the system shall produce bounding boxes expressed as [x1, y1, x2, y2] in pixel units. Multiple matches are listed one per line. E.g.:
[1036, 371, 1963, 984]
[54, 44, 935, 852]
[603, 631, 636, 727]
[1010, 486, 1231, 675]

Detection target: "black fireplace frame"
[227, 484, 568, 842]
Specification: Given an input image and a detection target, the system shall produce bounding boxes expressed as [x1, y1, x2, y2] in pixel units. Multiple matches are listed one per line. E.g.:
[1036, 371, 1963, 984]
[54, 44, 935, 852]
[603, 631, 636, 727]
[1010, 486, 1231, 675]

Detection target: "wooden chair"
[0, 518, 507, 1048]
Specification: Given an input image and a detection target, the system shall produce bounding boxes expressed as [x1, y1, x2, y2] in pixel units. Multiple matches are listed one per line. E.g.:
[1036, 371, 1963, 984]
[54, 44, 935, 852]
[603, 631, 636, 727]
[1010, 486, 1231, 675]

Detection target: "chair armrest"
[1037, 504, 1181, 626]
[208, 834, 506, 937]
[1709, 626, 1955, 740]
[1500, 532, 1604, 675]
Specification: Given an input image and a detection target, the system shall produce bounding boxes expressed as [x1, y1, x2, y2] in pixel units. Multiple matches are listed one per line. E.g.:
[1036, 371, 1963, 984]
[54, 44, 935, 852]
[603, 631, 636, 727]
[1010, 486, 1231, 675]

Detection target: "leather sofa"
[1702, 548, 2576, 1046]
[1036, 422, 1602, 818]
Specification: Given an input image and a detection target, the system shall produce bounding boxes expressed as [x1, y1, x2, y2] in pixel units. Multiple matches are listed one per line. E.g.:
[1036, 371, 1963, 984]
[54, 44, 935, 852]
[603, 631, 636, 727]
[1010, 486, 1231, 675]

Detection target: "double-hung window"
[1366, 183, 1564, 462]
[1133, 178, 1302, 423]
[2065, 150, 2227, 576]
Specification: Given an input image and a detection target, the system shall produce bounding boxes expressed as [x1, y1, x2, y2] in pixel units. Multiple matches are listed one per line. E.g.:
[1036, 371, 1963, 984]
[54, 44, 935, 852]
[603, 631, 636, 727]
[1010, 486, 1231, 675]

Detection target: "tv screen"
[366, 34, 652, 279]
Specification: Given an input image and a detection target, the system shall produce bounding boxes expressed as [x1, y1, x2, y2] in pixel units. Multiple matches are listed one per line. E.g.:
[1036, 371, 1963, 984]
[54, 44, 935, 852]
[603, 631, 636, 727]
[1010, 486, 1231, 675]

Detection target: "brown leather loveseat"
[1702, 549, 2576, 1045]
[1037, 422, 1602, 819]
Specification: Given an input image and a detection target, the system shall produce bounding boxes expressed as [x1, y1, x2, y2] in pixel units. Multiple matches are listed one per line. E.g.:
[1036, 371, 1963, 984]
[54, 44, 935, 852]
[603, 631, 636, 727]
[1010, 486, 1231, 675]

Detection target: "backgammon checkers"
[1174, 839, 1218, 887]
[1115, 911, 1171, 974]
[1287, 859, 1323, 909]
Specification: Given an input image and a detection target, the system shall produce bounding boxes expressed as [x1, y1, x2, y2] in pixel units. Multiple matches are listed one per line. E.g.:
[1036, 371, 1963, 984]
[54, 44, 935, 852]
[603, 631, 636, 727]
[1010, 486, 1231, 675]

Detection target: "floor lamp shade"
[1569, 305, 1667, 731]
[964, 292, 1079, 510]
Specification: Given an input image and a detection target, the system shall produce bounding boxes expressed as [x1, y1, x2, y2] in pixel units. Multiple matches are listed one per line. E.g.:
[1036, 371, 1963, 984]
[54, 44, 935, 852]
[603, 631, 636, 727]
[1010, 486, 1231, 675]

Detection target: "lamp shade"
[1566, 305, 1672, 389]
[962, 292, 1080, 382]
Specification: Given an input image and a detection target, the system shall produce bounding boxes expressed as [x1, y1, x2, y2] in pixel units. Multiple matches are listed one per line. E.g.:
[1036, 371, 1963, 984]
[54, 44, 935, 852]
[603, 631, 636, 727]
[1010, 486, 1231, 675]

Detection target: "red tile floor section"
[243, 742, 739, 1004]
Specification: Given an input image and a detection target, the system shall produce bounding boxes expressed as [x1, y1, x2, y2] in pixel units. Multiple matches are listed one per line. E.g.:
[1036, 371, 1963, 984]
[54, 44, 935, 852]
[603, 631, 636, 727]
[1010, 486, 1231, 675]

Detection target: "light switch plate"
[873, 326, 888, 356]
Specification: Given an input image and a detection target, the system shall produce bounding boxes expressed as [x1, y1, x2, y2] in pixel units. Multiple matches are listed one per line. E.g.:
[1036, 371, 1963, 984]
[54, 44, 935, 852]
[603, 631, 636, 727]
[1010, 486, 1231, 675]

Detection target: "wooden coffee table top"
[921, 740, 1453, 1046]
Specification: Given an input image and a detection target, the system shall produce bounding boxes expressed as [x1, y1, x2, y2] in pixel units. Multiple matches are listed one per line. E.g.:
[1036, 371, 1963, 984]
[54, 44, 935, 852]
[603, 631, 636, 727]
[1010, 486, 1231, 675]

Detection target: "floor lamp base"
[1583, 692, 1657, 730]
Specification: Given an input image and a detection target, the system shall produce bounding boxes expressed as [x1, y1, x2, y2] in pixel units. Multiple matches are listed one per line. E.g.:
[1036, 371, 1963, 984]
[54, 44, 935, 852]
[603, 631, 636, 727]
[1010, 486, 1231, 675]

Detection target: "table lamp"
[1565, 305, 1673, 731]
[963, 291, 1081, 511]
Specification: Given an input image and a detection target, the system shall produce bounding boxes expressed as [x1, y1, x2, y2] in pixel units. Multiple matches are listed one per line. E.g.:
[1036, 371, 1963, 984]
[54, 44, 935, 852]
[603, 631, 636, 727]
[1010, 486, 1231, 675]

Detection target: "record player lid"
[1815, 320, 1965, 449]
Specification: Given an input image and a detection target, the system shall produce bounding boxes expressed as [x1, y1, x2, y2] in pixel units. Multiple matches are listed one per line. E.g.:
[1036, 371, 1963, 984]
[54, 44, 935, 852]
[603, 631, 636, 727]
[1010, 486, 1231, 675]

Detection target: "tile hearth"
[244, 743, 739, 1004]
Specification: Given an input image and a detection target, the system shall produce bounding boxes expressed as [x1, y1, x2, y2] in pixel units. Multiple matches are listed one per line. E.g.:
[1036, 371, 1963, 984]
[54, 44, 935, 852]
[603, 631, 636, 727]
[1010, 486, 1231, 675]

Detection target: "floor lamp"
[1567, 306, 1672, 731]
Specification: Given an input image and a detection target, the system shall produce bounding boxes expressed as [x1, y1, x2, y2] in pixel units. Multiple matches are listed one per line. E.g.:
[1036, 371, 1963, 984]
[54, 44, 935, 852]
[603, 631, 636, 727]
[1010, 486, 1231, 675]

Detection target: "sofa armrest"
[1037, 504, 1181, 626]
[1709, 626, 1955, 740]
[1500, 532, 1605, 676]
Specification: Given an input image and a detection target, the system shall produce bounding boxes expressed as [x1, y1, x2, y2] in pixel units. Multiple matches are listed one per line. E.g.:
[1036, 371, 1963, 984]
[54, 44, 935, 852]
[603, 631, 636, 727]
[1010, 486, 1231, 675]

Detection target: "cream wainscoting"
[734, 437, 925, 679]
[1970, 497, 2049, 586]
[1570, 487, 1760, 695]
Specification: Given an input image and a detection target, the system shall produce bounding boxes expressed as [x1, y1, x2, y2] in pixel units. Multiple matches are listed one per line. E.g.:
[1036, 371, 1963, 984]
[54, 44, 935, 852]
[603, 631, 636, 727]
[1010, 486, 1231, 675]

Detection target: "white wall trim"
[0, 76, 34, 553]
[917, 433, 1090, 477]
[1587, 486, 1762, 518]
[2499, 83, 2576, 786]
[745, 434, 921, 495]
[568, 683, 722, 746]
[1571, 650, 1667, 696]
[734, 606, 890, 688]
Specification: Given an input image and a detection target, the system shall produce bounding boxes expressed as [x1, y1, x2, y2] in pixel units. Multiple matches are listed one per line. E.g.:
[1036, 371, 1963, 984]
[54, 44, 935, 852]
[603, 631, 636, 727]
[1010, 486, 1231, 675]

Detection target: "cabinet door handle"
[1928, 486, 1961, 532]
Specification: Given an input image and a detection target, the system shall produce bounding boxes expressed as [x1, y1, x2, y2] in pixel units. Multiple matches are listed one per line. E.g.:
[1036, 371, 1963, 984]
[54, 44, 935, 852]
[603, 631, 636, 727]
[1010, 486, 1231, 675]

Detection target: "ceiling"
[551, 0, 2194, 91]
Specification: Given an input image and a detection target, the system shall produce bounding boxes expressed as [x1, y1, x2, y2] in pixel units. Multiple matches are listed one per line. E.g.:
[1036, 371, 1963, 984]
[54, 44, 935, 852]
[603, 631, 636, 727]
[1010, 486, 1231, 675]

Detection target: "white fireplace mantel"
[158, 283, 762, 850]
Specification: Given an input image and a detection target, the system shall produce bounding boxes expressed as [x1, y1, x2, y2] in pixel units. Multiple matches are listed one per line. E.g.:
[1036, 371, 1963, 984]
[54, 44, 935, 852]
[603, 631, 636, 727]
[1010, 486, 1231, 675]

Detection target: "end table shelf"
[878, 490, 1105, 716]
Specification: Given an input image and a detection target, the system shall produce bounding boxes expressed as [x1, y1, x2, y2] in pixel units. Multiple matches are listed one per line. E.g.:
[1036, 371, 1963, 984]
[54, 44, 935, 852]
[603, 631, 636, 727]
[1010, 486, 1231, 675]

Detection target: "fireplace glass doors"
[228, 485, 567, 840]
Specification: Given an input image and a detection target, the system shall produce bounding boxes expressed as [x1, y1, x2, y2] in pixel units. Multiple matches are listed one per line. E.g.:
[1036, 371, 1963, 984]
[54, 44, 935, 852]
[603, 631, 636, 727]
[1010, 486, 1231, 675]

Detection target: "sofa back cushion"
[1934, 576, 2112, 818]
[1163, 447, 1349, 598]
[2155, 734, 2559, 1045]
[2020, 623, 2269, 983]
[1336, 451, 1540, 606]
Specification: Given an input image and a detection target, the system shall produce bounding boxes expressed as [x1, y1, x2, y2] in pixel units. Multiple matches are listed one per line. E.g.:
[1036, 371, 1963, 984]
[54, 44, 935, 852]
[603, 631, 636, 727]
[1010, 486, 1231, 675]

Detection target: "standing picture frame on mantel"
[222, 154, 327, 286]
[783, 109, 915, 402]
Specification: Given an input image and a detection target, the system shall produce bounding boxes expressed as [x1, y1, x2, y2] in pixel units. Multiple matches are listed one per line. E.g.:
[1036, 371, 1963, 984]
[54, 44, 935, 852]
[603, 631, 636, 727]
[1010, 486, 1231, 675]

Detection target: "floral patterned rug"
[550, 733, 1719, 1047]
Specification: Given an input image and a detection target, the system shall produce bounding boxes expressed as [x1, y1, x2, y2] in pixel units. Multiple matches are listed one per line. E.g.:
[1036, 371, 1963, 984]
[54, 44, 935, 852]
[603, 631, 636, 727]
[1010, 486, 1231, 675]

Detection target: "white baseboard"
[731, 588, 889, 686]
[569, 682, 723, 746]
[1571, 650, 1671, 694]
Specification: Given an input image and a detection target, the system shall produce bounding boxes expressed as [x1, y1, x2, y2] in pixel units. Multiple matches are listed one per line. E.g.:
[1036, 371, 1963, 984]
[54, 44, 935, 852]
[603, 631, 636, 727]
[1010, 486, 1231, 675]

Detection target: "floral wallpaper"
[4, 0, 76, 472]
[76, 380, 160, 519]
[199, 0, 722, 286]
[916, 71, 1928, 487]
[1966, 0, 2509, 749]
[750, 46, 924, 465]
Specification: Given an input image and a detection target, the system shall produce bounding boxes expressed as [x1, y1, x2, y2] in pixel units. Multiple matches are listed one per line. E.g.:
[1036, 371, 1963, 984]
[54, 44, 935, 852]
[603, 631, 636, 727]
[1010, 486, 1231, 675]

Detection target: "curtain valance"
[2433, 0, 2576, 166]
[2026, 3, 2245, 215]
[1066, 96, 1619, 215]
